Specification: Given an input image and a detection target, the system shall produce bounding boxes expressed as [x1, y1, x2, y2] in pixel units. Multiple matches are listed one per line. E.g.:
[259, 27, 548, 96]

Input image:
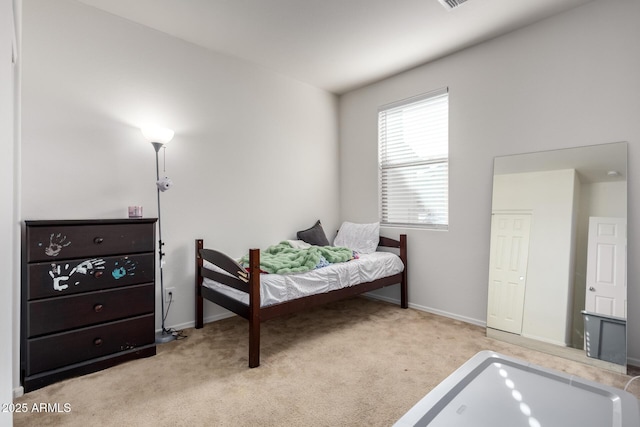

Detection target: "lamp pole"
[152, 142, 174, 343]
[142, 127, 176, 343]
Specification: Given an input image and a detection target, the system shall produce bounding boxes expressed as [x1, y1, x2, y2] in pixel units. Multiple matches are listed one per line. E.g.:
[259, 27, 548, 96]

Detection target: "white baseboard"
[159, 311, 236, 334]
[627, 355, 640, 368]
[13, 385, 23, 399]
[203, 312, 236, 324]
[364, 293, 486, 327]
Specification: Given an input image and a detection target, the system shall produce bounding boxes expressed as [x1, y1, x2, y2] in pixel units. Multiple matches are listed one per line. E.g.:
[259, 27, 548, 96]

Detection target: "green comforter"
[240, 241, 354, 274]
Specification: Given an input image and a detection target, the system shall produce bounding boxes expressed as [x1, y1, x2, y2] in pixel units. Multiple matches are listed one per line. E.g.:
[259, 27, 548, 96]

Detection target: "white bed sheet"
[202, 251, 404, 307]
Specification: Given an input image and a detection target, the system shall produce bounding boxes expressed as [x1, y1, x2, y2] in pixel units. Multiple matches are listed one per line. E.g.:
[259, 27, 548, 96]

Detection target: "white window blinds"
[378, 88, 449, 228]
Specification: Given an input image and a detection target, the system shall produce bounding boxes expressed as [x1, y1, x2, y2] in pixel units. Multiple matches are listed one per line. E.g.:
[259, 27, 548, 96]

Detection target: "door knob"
[589, 286, 595, 292]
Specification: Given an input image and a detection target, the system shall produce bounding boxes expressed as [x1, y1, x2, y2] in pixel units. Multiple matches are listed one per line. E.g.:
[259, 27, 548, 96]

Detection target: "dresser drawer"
[27, 314, 155, 375]
[27, 222, 155, 262]
[28, 284, 155, 337]
[27, 253, 154, 299]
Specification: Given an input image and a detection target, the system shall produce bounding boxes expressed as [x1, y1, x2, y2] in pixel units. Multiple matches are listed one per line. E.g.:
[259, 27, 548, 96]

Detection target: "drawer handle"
[93, 304, 103, 313]
[93, 338, 103, 347]
[93, 237, 104, 244]
[93, 271, 103, 279]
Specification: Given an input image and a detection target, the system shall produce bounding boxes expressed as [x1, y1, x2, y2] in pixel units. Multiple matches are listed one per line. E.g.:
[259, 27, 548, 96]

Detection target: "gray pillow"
[296, 220, 330, 246]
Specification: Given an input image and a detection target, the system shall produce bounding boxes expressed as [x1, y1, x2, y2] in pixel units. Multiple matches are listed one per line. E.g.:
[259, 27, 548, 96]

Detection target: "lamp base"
[155, 330, 177, 344]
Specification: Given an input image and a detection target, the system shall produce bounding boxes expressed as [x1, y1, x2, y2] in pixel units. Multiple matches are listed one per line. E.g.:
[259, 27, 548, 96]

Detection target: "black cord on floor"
[161, 292, 188, 340]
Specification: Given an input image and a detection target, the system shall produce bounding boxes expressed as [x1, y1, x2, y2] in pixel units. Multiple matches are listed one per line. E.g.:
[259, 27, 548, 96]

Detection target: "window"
[378, 88, 449, 228]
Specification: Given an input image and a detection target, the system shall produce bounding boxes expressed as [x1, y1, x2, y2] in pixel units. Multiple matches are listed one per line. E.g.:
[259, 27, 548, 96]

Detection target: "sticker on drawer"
[28, 253, 155, 299]
[49, 258, 105, 291]
[48, 257, 139, 292]
[43, 232, 71, 257]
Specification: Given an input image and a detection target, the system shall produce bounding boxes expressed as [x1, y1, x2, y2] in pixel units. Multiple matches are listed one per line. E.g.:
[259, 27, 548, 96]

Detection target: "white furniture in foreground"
[394, 350, 640, 427]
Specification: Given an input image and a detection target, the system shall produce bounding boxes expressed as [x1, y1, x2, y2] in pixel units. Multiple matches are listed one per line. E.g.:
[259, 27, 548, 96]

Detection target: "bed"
[194, 231, 407, 367]
[394, 350, 640, 427]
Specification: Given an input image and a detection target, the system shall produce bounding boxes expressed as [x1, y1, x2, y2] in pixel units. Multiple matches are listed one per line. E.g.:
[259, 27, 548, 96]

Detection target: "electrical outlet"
[165, 287, 176, 302]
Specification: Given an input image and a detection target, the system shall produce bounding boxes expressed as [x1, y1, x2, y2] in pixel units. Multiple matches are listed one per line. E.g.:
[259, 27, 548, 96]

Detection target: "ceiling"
[493, 142, 627, 184]
[75, 0, 595, 94]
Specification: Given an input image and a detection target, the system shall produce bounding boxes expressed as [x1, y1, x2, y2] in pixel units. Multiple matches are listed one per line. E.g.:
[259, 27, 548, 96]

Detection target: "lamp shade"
[141, 126, 174, 145]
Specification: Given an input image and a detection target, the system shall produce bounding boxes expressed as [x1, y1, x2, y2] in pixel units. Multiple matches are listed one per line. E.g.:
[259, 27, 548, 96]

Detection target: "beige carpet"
[14, 297, 639, 426]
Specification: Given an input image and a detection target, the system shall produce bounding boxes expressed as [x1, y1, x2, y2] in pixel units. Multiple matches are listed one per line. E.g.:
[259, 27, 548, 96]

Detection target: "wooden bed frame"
[194, 234, 408, 367]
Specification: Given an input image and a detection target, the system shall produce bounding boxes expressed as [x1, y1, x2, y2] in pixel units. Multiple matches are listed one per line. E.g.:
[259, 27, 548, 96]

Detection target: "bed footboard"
[195, 239, 204, 329]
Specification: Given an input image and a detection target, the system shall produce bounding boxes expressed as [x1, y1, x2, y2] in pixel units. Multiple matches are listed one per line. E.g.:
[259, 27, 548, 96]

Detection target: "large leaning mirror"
[486, 142, 627, 373]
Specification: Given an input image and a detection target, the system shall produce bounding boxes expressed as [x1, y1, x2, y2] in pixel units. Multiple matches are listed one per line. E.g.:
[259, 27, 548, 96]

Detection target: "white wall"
[572, 179, 626, 346]
[19, 0, 340, 389]
[1, 0, 18, 420]
[339, 0, 640, 363]
[493, 170, 577, 346]
[580, 181, 627, 219]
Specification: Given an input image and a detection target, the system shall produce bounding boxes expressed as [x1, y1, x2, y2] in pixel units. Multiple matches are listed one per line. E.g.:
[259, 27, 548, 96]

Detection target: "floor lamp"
[141, 126, 176, 344]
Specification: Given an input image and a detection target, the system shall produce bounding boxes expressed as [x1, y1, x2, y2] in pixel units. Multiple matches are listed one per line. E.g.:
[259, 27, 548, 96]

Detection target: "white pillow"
[287, 239, 312, 250]
[333, 221, 380, 254]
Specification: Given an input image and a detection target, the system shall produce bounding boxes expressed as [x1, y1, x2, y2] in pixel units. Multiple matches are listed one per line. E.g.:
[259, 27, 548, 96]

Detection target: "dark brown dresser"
[21, 219, 158, 392]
